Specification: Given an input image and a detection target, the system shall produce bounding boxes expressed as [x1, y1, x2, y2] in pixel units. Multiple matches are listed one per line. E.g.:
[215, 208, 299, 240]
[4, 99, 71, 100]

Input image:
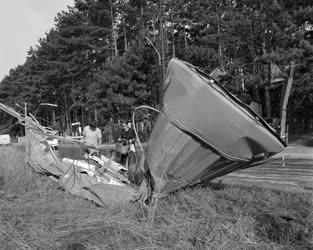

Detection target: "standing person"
[117, 122, 136, 165]
[83, 121, 102, 147]
[119, 122, 135, 142]
[118, 122, 142, 184]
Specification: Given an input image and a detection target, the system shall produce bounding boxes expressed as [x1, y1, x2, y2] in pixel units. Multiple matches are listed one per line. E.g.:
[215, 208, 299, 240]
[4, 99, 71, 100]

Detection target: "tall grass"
[0, 145, 312, 249]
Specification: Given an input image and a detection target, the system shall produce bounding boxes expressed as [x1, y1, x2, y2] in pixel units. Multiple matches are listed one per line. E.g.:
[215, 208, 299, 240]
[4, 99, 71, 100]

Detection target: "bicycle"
[115, 139, 136, 165]
[115, 138, 142, 184]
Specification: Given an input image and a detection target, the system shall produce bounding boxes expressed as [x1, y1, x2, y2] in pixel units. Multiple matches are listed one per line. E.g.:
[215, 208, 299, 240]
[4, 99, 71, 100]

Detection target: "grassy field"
[0, 145, 312, 250]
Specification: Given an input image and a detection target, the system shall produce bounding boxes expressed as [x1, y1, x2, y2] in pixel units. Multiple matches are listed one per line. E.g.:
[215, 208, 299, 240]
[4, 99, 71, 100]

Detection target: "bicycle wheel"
[127, 151, 143, 185]
[127, 151, 137, 168]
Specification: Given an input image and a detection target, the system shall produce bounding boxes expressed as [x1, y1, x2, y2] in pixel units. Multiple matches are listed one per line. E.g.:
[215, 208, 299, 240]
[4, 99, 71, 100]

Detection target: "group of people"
[82, 120, 136, 147]
[82, 120, 136, 165]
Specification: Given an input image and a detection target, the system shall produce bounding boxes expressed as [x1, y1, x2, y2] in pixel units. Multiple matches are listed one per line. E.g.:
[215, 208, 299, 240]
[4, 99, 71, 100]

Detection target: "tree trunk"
[184, 32, 188, 51]
[249, 11, 257, 75]
[165, 26, 169, 63]
[264, 62, 271, 119]
[110, 0, 118, 56]
[265, 86, 271, 119]
[253, 85, 260, 103]
[140, 0, 143, 16]
[217, 13, 222, 67]
[74, 109, 77, 122]
[123, 15, 128, 51]
[94, 109, 98, 123]
[52, 108, 56, 127]
[160, 3, 165, 79]
[64, 96, 70, 135]
[60, 105, 65, 135]
[171, 13, 175, 58]
[159, 0, 165, 106]
[82, 106, 85, 127]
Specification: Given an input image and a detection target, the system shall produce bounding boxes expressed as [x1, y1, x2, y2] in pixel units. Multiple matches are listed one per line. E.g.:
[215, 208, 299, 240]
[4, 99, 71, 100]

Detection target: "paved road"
[6, 143, 312, 191]
[220, 145, 313, 191]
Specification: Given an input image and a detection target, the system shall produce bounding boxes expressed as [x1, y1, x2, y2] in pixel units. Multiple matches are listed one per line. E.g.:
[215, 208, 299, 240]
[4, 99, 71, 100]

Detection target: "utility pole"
[280, 61, 295, 143]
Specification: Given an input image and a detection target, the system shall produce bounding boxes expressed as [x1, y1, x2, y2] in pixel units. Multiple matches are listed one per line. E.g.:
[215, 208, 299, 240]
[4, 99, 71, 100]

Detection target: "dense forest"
[0, 0, 312, 135]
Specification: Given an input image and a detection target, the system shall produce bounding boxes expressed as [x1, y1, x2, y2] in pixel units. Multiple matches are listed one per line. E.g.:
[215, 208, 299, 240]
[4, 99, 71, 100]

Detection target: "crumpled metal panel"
[146, 59, 286, 195]
[59, 167, 135, 207]
[24, 128, 69, 177]
[162, 59, 285, 161]
[147, 113, 253, 194]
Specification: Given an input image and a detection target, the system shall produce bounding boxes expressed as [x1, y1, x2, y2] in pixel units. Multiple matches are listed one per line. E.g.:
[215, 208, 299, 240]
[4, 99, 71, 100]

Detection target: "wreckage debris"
[0, 58, 285, 207]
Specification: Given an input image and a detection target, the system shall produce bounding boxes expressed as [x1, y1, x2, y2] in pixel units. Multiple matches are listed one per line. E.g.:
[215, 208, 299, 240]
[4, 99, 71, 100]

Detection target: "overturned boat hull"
[145, 58, 286, 195]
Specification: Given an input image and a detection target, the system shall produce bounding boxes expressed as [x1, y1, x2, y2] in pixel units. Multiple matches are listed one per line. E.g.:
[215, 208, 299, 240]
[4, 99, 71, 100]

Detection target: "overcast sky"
[0, 0, 74, 80]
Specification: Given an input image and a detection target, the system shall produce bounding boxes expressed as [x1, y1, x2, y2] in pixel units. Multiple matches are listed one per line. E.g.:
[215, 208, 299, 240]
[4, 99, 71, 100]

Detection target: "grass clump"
[0, 145, 312, 249]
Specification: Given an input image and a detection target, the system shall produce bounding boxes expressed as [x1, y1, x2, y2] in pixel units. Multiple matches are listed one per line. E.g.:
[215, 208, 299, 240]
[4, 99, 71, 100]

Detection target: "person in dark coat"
[119, 122, 135, 141]
[118, 122, 136, 165]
